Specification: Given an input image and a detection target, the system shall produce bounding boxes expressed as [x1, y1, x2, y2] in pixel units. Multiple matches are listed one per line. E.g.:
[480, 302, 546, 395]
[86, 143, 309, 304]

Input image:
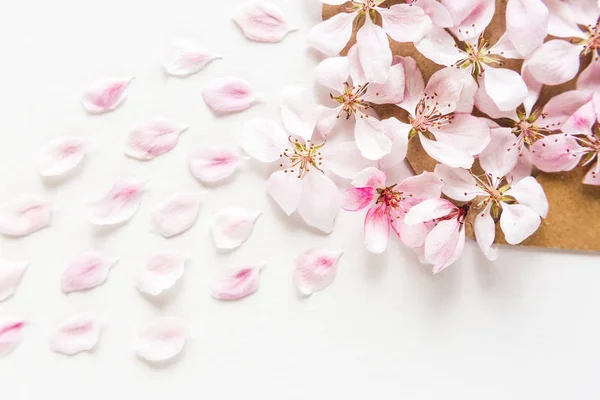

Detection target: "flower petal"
[545, 0, 588, 38]
[505, 176, 549, 218]
[202, 76, 263, 115]
[61, 251, 119, 293]
[377, 118, 411, 171]
[478, 127, 520, 178]
[425, 66, 466, 114]
[280, 86, 318, 140]
[419, 134, 474, 169]
[136, 251, 189, 296]
[482, 66, 527, 111]
[189, 147, 243, 184]
[404, 198, 457, 225]
[39, 136, 89, 177]
[561, 100, 596, 135]
[356, 17, 393, 83]
[81, 77, 133, 114]
[354, 116, 392, 160]
[397, 171, 443, 200]
[135, 317, 186, 363]
[0, 259, 28, 302]
[151, 193, 203, 238]
[577, 60, 600, 94]
[266, 170, 304, 215]
[316, 105, 342, 138]
[474, 80, 519, 120]
[211, 262, 265, 301]
[233, 0, 297, 43]
[124, 119, 188, 161]
[474, 203, 498, 261]
[161, 38, 221, 77]
[395, 56, 425, 114]
[341, 187, 377, 212]
[294, 249, 342, 295]
[432, 113, 490, 155]
[583, 161, 600, 185]
[362, 61, 406, 105]
[434, 163, 481, 201]
[524, 40, 582, 85]
[239, 119, 288, 162]
[296, 172, 340, 233]
[411, 0, 453, 27]
[322, 141, 375, 179]
[0, 320, 25, 358]
[531, 133, 584, 172]
[0, 195, 51, 237]
[506, 0, 549, 57]
[378, 4, 432, 43]
[49, 315, 103, 356]
[499, 203, 541, 245]
[307, 11, 356, 56]
[88, 180, 145, 225]
[351, 167, 387, 188]
[541, 89, 593, 128]
[444, 0, 495, 40]
[424, 218, 465, 273]
[211, 207, 261, 249]
[364, 203, 390, 254]
[314, 56, 349, 92]
[414, 26, 462, 67]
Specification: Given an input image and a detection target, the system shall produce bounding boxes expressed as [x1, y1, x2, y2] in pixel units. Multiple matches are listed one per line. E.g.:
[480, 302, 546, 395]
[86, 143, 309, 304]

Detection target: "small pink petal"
[505, 0, 549, 57]
[0, 320, 25, 358]
[124, 119, 188, 161]
[424, 218, 465, 273]
[211, 207, 261, 249]
[233, 0, 297, 43]
[61, 251, 119, 293]
[478, 127, 520, 178]
[474, 203, 498, 261]
[444, 0, 495, 40]
[81, 77, 133, 114]
[135, 317, 187, 363]
[505, 176, 549, 218]
[531, 134, 583, 172]
[356, 16, 392, 83]
[351, 167, 387, 188]
[307, 11, 356, 56]
[341, 187, 377, 212]
[161, 38, 221, 77]
[88, 180, 145, 225]
[151, 193, 204, 238]
[202, 76, 263, 115]
[404, 198, 457, 225]
[499, 203, 541, 245]
[364, 203, 390, 254]
[136, 251, 189, 296]
[39, 136, 89, 177]
[266, 170, 304, 215]
[378, 3, 433, 43]
[0, 195, 51, 237]
[524, 40, 582, 86]
[0, 259, 28, 302]
[296, 171, 340, 233]
[294, 249, 342, 296]
[49, 315, 103, 356]
[189, 146, 243, 184]
[211, 262, 265, 301]
[434, 164, 482, 202]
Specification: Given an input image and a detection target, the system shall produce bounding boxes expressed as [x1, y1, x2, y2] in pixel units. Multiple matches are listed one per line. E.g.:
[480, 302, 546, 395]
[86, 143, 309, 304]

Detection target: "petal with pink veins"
[444, 0, 495, 40]
[266, 170, 304, 215]
[424, 218, 465, 273]
[363, 61, 406, 105]
[433, 114, 490, 155]
[481, 66, 527, 111]
[434, 164, 481, 201]
[364, 203, 390, 254]
[542, 90, 593, 128]
[294, 249, 342, 296]
[39, 136, 89, 177]
[354, 116, 392, 160]
[136, 251, 190, 296]
[397, 171, 443, 200]
[505, 176, 549, 218]
[297, 171, 340, 233]
[0, 259, 28, 302]
[531, 134, 584, 172]
[151, 193, 204, 238]
[420, 134, 474, 169]
[561, 100, 596, 135]
[0, 320, 25, 358]
[378, 118, 411, 171]
[61, 252, 119, 293]
[583, 161, 600, 185]
[322, 141, 375, 179]
[506, 0, 549, 57]
[478, 127, 520, 178]
[356, 17, 393, 84]
[314, 56, 349, 92]
[474, 203, 498, 261]
[0, 195, 51, 237]
[307, 11, 356, 56]
[425, 67, 466, 114]
[390, 210, 429, 248]
[233, 1, 296, 43]
[404, 198, 457, 225]
[202, 77, 263, 115]
[414, 26, 462, 67]
[499, 203, 541, 245]
[211, 207, 261, 249]
[378, 4, 432, 43]
[189, 147, 243, 184]
[49, 315, 103, 356]
[341, 187, 377, 212]
[124, 119, 188, 161]
[161, 39, 221, 77]
[351, 167, 387, 188]
[88, 180, 145, 225]
[135, 317, 187, 363]
[411, 0, 453, 27]
[280, 87, 318, 141]
[81, 77, 133, 114]
[211, 262, 265, 301]
[239, 119, 288, 162]
[525, 40, 582, 85]
[577, 60, 600, 94]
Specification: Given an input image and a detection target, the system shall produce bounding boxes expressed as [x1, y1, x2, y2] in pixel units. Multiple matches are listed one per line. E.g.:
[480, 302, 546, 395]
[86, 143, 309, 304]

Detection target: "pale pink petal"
[474, 203, 498, 261]
[239, 119, 288, 162]
[544, 0, 588, 38]
[189, 147, 243, 184]
[454, 68, 478, 113]
[583, 161, 600, 185]
[135, 317, 186, 363]
[506, 0, 549, 57]
[297, 172, 340, 233]
[347, 44, 367, 85]
[294, 249, 342, 295]
[561, 100, 596, 135]
[341, 187, 377, 212]
[491, 33, 524, 60]
[363, 62, 406, 105]
[266, 170, 304, 215]
[151, 193, 203, 238]
[420, 134, 474, 169]
[482, 66, 527, 111]
[542, 90, 593, 128]
[474, 81, 519, 120]
[314, 56, 349, 92]
[378, 4, 432, 43]
[0, 320, 25, 358]
[505, 176, 549, 218]
[321, 141, 375, 179]
[397, 171, 443, 200]
[351, 167, 387, 188]
[0, 195, 51, 237]
[390, 211, 429, 248]
[39, 137, 88, 177]
[424, 218, 465, 273]
[307, 11, 356, 56]
[280, 86, 318, 140]
[524, 40, 582, 85]
[136, 251, 189, 296]
[233, 0, 296, 42]
[411, 0, 453, 27]
[61, 251, 119, 293]
[356, 17, 393, 83]
[161, 39, 221, 77]
[88, 180, 145, 225]
[577, 60, 600, 94]
[354, 116, 392, 160]
[378, 118, 411, 171]
[124, 119, 188, 161]
[395, 56, 425, 113]
[499, 203, 541, 245]
[211, 262, 265, 301]
[414, 26, 462, 67]
[434, 163, 481, 201]
[321, 0, 349, 5]
[49, 315, 103, 356]
[433, 114, 490, 155]
[81, 77, 133, 114]
[211, 207, 261, 249]
[564, 0, 600, 26]
[478, 127, 520, 178]
[510, 146, 534, 182]
[202, 77, 263, 115]
[404, 198, 456, 225]
[316, 105, 342, 138]
[0, 259, 28, 302]
[364, 203, 390, 254]
[425, 66, 467, 113]
[444, 0, 495, 40]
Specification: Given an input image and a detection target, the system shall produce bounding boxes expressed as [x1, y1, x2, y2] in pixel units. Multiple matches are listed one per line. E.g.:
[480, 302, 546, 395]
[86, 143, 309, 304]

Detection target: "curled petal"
[474, 203, 498, 261]
[202, 76, 263, 115]
[391, 211, 429, 248]
[531, 134, 583, 172]
[39, 136, 89, 177]
[482, 66, 527, 112]
[233, 0, 297, 43]
[0, 259, 28, 302]
[0, 195, 51, 237]
[478, 127, 521, 178]
[211, 262, 265, 300]
[135, 317, 187, 363]
[294, 249, 342, 296]
[124, 119, 188, 161]
[307, 12, 356, 56]
[434, 164, 481, 201]
[356, 17, 393, 84]
[351, 167, 387, 188]
[88, 180, 145, 225]
[424, 218, 465, 273]
[341, 187, 377, 212]
[189, 147, 243, 184]
[136, 251, 189, 296]
[49, 315, 103, 356]
[61, 251, 119, 293]
[525, 40, 582, 85]
[354, 116, 392, 160]
[296, 171, 340, 233]
[240, 119, 288, 162]
[404, 198, 457, 225]
[506, 0, 549, 57]
[266, 170, 304, 215]
[161, 39, 221, 77]
[364, 203, 390, 254]
[151, 193, 204, 238]
[378, 4, 432, 43]
[81, 77, 133, 114]
[505, 176, 549, 218]
[280, 86, 318, 140]
[211, 207, 261, 249]
[499, 203, 541, 245]
[0, 320, 25, 358]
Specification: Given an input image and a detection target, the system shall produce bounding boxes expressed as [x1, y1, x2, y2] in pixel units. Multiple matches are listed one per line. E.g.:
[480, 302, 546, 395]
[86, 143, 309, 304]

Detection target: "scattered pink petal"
[81, 77, 133, 114]
[0, 259, 28, 302]
[211, 207, 262, 249]
[124, 119, 188, 161]
[202, 76, 263, 115]
[161, 38, 221, 77]
[49, 315, 103, 356]
[151, 193, 204, 238]
[0, 320, 25, 358]
[88, 180, 145, 225]
[189, 147, 244, 184]
[232, 0, 297, 43]
[61, 251, 119, 293]
[0, 195, 51, 237]
[39, 136, 89, 177]
[211, 262, 265, 300]
[136, 251, 190, 296]
[135, 317, 187, 363]
[294, 248, 342, 296]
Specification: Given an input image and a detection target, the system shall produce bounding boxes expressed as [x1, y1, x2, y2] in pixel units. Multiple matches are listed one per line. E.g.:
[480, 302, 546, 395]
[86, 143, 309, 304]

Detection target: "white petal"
[266, 170, 304, 215]
[364, 203, 390, 254]
[424, 218, 465, 273]
[474, 203, 498, 261]
[432, 113, 490, 155]
[378, 4, 433, 43]
[363, 61, 406, 105]
[189, 147, 243, 184]
[356, 17, 393, 83]
[583, 161, 600, 185]
[135, 317, 187, 363]
[524, 40, 582, 85]
[316, 105, 342, 138]
[351, 167, 387, 188]
[0, 195, 51, 237]
[395, 55, 425, 113]
[0, 260, 28, 302]
[151, 193, 204, 238]
[577, 60, 600, 94]
[49, 315, 103, 356]
[482, 66, 527, 111]
[280, 86, 318, 140]
[39, 136, 89, 177]
[404, 198, 457, 225]
[211, 207, 261, 249]
[211, 262, 265, 300]
[478, 127, 520, 178]
[296, 172, 340, 233]
[161, 38, 221, 77]
[0, 320, 25, 358]
[294, 249, 342, 296]
[314, 56, 350, 92]
[445, 0, 495, 40]
[88, 180, 145, 225]
[354, 116, 392, 160]
[505, 176, 549, 218]
[321, 141, 375, 179]
[202, 76, 263, 115]
[307, 11, 356, 56]
[420, 134, 474, 169]
[434, 163, 481, 201]
[124, 119, 188, 161]
[414, 26, 462, 67]
[61, 251, 118, 293]
[233, 0, 297, 43]
[378, 118, 411, 171]
[136, 251, 189, 296]
[239, 119, 288, 162]
[499, 203, 541, 245]
[81, 77, 133, 114]
[505, 0, 549, 57]
[490, 32, 523, 60]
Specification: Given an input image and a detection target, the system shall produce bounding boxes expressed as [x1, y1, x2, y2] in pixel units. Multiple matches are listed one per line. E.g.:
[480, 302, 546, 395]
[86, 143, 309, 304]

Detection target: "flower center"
[409, 93, 454, 138]
[453, 35, 504, 79]
[436, 203, 469, 225]
[375, 184, 404, 208]
[350, 0, 382, 15]
[576, 133, 600, 168]
[280, 137, 325, 179]
[514, 119, 548, 145]
[470, 173, 514, 217]
[583, 21, 600, 59]
[331, 82, 371, 119]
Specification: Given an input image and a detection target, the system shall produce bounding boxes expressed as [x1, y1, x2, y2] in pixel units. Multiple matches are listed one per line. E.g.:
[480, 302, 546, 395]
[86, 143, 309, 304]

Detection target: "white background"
[0, 1, 598, 398]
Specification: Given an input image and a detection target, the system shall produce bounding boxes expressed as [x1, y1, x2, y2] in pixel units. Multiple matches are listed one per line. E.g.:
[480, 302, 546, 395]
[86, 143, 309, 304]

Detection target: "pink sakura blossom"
[211, 262, 265, 301]
[81, 77, 133, 114]
[308, 0, 451, 82]
[294, 248, 342, 296]
[49, 315, 103, 356]
[124, 119, 188, 161]
[233, 0, 297, 43]
[0, 320, 25, 358]
[341, 167, 442, 253]
[161, 38, 221, 77]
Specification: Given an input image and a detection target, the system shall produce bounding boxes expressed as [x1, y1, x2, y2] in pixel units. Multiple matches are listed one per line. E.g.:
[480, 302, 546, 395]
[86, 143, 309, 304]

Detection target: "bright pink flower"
[341, 167, 442, 253]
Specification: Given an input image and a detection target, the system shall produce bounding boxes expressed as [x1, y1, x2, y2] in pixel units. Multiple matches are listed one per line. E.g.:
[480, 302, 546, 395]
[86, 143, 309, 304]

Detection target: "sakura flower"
[0, 320, 25, 358]
[341, 167, 442, 253]
[233, 0, 297, 43]
[39, 136, 89, 178]
[308, 0, 450, 82]
[49, 315, 103, 356]
[211, 262, 265, 301]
